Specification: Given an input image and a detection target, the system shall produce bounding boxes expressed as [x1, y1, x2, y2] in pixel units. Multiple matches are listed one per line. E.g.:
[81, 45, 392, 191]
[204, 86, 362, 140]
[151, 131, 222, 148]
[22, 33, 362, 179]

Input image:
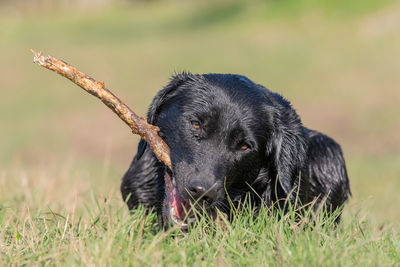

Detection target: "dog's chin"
[164, 171, 196, 230]
[164, 171, 215, 230]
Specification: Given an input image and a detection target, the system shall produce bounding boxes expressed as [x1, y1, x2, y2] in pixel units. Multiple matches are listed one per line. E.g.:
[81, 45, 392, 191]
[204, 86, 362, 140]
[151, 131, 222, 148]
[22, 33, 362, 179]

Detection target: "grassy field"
[1, 0, 399, 265]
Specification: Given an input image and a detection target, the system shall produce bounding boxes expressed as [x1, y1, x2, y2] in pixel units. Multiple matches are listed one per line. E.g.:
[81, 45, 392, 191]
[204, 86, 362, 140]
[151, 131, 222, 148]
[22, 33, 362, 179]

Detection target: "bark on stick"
[31, 50, 171, 169]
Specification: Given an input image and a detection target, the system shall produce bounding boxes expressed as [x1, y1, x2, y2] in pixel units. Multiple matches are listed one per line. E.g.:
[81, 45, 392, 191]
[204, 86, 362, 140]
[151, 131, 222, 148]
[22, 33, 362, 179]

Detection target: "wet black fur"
[121, 73, 351, 227]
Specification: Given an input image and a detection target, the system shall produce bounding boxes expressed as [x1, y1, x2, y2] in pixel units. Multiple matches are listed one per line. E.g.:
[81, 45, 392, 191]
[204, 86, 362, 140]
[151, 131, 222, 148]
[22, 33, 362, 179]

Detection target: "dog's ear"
[135, 73, 192, 160]
[266, 104, 307, 197]
[147, 72, 193, 124]
[135, 139, 148, 160]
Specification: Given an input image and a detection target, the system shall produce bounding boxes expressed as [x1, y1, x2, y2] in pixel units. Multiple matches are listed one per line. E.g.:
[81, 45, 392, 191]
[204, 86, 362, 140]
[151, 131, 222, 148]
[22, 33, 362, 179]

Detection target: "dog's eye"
[191, 120, 200, 130]
[239, 143, 250, 151]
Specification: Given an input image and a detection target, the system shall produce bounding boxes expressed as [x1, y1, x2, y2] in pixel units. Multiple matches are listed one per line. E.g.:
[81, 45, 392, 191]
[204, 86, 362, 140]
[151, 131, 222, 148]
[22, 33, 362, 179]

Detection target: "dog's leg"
[121, 139, 165, 213]
[306, 130, 351, 220]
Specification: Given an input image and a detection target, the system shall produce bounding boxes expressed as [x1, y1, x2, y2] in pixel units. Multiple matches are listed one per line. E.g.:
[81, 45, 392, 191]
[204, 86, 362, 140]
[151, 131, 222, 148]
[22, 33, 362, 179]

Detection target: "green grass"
[1, 194, 399, 266]
[1, 0, 400, 265]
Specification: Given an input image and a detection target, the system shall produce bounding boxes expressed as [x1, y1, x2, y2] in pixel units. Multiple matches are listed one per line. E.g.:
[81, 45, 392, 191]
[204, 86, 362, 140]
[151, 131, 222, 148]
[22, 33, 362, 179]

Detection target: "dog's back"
[304, 130, 351, 218]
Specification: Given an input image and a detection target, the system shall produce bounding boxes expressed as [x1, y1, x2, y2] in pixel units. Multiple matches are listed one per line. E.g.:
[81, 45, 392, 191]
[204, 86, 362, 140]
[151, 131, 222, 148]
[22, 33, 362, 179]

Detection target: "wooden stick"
[31, 49, 171, 169]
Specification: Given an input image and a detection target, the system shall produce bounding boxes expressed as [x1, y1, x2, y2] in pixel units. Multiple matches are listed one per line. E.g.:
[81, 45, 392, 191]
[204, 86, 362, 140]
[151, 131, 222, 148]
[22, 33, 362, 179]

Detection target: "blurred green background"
[0, 0, 399, 226]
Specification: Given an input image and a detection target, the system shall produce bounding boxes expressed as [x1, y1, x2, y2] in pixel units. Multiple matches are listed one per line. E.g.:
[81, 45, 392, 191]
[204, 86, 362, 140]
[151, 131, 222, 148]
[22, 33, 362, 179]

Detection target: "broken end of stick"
[31, 49, 48, 66]
[31, 49, 46, 66]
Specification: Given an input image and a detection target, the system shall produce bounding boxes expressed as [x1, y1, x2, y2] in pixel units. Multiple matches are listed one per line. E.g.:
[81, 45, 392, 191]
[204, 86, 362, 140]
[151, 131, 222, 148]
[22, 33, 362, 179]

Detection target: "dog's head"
[140, 73, 307, 228]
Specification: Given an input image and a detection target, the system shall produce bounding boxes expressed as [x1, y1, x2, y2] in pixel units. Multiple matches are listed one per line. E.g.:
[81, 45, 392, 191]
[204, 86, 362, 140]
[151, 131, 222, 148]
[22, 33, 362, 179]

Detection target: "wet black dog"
[121, 73, 351, 229]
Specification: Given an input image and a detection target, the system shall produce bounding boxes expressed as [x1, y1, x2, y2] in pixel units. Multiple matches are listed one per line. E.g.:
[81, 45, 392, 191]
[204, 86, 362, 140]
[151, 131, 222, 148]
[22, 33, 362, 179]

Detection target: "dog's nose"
[187, 181, 217, 204]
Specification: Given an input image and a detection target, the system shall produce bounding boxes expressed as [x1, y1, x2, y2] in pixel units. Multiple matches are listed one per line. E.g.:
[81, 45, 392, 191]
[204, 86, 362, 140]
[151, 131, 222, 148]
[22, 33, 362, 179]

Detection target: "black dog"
[121, 73, 351, 229]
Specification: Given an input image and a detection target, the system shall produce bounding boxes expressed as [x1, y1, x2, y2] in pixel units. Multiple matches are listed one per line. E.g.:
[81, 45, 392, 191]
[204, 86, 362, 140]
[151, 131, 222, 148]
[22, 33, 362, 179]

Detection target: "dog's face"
[148, 74, 281, 228]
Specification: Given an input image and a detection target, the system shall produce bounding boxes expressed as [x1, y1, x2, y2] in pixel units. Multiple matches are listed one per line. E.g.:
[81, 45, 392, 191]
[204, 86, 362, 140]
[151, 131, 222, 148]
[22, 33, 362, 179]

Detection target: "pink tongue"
[164, 172, 186, 219]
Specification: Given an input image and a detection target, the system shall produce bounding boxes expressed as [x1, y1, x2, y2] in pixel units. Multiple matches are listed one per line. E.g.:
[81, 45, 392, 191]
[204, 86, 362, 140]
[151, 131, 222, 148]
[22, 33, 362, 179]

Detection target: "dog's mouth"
[164, 171, 196, 230]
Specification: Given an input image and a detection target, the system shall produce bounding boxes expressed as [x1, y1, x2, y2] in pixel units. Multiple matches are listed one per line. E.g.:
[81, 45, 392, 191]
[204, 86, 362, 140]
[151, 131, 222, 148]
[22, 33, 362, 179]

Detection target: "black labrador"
[121, 73, 351, 229]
